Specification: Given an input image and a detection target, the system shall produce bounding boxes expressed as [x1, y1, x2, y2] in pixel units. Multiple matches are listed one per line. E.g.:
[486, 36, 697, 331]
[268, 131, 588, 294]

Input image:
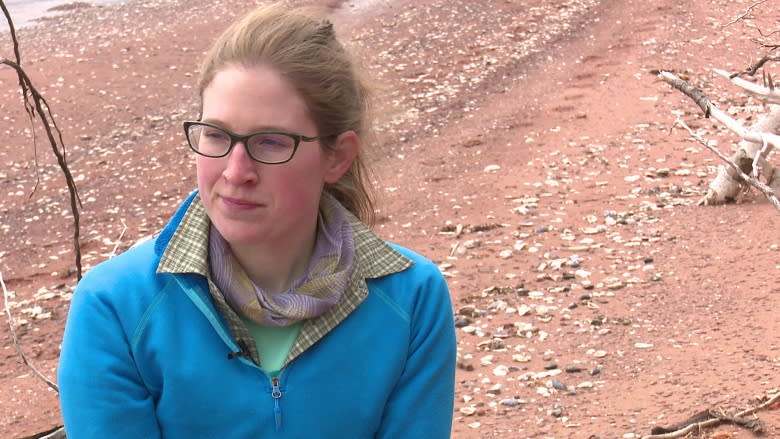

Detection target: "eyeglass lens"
[187, 123, 297, 163]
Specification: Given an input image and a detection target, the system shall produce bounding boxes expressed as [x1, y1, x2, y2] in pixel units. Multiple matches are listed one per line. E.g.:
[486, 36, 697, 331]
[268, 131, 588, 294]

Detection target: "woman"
[57, 3, 456, 438]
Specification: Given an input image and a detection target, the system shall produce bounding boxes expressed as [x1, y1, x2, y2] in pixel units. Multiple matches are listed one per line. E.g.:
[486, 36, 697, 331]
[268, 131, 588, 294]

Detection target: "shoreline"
[1, 0, 127, 33]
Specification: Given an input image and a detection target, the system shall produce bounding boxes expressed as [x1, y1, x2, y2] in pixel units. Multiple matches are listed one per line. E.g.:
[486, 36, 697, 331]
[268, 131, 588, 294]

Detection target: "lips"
[219, 195, 263, 210]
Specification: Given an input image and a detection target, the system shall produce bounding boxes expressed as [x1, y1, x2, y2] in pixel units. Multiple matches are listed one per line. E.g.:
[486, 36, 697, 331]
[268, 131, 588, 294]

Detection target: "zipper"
[271, 376, 283, 431]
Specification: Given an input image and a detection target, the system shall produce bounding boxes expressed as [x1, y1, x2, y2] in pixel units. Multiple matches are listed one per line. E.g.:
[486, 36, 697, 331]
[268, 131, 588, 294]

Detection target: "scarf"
[208, 193, 356, 327]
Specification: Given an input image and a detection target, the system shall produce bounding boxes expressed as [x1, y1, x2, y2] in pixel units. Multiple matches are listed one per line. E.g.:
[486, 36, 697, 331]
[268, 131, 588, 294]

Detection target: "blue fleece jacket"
[58, 195, 456, 438]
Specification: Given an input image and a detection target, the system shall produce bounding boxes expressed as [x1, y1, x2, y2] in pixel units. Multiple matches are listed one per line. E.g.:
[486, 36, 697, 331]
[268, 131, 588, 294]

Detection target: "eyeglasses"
[183, 120, 326, 164]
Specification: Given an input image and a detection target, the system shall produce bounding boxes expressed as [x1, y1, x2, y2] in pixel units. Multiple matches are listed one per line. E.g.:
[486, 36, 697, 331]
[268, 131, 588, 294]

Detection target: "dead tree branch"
[1, 272, 59, 393]
[732, 54, 780, 77]
[659, 70, 779, 209]
[0, 0, 83, 280]
[641, 391, 780, 438]
[725, 0, 770, 27]
[675, 118, 780, 211]
[713, 68, 780, 102]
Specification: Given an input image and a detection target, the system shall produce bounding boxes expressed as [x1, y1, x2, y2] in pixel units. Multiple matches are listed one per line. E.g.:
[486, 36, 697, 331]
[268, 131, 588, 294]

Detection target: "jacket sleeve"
[375, 264, 457, 438]
[58, 278, 162, 439]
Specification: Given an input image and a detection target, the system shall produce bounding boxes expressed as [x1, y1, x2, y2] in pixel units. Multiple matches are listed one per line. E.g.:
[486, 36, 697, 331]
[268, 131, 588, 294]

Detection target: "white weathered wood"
[713, 68, 780, 104]
[701, 104, 779, 205]
[659, 71, 778, 209]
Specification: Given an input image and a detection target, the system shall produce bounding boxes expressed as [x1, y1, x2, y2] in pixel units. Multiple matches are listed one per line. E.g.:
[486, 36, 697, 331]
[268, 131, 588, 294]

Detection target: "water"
[1, 0, 126, 33]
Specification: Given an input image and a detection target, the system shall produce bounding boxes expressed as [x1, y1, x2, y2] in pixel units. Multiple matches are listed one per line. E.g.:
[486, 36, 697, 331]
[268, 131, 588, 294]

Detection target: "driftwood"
[1, 2, 80, 438]
[659, 70, 780, 211]
[1, 272, 66, 438]
[0, 0, 83, 280]
[642, 391, 780, 438]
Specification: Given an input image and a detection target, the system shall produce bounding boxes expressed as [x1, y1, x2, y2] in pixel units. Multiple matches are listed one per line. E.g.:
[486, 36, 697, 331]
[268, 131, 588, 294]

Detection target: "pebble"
[493, 365, 509, 377]
[499, 398, 523, 407]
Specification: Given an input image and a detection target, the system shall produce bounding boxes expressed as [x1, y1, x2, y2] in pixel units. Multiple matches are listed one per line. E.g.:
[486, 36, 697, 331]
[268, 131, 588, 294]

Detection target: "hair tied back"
[314, 19, 335, 42]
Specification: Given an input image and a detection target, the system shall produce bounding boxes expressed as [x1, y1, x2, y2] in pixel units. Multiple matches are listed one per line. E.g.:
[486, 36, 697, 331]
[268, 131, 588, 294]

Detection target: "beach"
[2, 0, 780, 437]
[1, 0, 126, 32]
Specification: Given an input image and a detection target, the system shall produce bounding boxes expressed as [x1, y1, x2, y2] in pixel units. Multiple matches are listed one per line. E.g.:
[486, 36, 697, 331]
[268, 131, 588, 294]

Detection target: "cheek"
[195, 157, 220, 189]
[267, 165, 326, 208]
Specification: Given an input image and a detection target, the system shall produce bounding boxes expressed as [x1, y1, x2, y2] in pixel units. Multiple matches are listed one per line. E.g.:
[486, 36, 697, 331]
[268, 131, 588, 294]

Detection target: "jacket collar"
[155, 191, 412, 367]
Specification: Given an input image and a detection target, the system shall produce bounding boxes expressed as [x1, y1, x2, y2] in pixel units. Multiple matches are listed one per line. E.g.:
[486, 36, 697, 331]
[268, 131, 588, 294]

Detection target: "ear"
[323, 130, 359, 184]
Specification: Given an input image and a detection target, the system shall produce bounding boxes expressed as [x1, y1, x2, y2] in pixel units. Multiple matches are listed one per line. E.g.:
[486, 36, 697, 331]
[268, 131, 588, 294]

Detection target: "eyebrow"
[199, 118, 292, 134]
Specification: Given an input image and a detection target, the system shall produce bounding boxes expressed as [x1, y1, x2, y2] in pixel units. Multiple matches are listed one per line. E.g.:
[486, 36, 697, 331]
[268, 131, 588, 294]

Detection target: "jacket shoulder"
[74, 238, 165, 308]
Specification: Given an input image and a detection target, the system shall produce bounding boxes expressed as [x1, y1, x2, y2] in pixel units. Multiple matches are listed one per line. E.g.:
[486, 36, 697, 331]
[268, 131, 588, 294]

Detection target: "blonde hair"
[198, 3, 375, 224]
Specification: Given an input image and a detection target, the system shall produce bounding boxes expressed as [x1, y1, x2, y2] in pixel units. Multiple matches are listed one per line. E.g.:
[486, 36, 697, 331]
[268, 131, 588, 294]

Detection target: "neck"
[229, 225, 318, 294]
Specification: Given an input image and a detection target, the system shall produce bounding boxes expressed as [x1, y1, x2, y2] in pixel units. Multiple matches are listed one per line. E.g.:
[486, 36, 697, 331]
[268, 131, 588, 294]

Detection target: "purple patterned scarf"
[209, 193, 356, 327]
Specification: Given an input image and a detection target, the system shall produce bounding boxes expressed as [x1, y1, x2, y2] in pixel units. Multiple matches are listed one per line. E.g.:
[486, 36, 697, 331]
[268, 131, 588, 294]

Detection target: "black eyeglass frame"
[183, 120, 327, 165]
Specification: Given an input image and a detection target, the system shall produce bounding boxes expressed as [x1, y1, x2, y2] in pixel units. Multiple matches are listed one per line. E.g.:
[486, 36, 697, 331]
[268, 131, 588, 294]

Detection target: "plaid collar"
[157, 195, 412, 366]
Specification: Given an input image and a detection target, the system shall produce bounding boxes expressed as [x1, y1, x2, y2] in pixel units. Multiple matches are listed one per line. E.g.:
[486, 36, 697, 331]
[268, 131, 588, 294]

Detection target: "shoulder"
[72, 238, 167, 316]
[365, 242, 451, 310]
[79, 238, 159, 288]
[386, 243, 443, 279]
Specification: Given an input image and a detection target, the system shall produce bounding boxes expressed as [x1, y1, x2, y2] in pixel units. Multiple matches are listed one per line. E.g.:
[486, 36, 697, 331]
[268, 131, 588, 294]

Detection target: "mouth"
[219, 195, 263, 209]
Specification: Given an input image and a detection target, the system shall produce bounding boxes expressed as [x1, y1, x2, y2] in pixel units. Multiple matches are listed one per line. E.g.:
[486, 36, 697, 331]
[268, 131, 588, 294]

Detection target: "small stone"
[551, 380, 565, 390]
[460, 406, 477, 415]
[458, 305, 477, 316]
[564, 365, 583, 373]
[493, 365, 509, 377]
[512, 353, 532, 363]
[499, 398, 522, 407]
[486, 383, 502, 395]
[575, 269, 591, 279]
[454, 317, 471, 328]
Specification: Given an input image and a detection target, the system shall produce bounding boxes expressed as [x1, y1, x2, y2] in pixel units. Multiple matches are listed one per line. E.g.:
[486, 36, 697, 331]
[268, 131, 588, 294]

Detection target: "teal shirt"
[241, 318, 302, 374]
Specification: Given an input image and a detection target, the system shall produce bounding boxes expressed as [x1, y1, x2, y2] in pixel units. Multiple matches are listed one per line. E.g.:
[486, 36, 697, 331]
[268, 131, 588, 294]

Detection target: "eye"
[249, 133, 294, 150]
[201, 126, 229, 142]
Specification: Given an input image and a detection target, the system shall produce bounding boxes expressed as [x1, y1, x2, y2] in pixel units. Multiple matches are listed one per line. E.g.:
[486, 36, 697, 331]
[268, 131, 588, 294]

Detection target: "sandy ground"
[1, 0, 779, 438]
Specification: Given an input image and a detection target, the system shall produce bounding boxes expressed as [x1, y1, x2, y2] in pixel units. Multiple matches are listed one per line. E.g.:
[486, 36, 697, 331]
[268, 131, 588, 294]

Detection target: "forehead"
[201, 65, 314, 133]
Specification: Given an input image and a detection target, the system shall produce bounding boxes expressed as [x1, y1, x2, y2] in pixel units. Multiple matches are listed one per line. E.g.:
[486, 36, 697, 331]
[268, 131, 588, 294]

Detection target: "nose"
[222, 141, 259, 184]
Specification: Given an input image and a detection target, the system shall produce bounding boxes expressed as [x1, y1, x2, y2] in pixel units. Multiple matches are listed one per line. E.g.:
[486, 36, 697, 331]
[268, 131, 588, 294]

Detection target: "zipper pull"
[271, 377, 283, 431]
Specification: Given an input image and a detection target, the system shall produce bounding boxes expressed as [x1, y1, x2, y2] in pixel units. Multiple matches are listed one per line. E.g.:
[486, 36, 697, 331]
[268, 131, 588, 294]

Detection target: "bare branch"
[659, 71, 780, 144]
[725, 0, 770, 27]
[108, 219, 128, 259]
[674, 119, 780, 212]
[713, 68, 780, 103]
[656, 71, 711, 116]
[1, 272, 59, 393]
[1, 6, 84, 280]
[641, 392, 780, 438]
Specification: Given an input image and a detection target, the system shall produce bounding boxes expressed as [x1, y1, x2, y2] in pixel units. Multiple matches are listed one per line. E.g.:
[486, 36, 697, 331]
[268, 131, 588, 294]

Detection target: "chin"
[213, 219, 268, 246]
